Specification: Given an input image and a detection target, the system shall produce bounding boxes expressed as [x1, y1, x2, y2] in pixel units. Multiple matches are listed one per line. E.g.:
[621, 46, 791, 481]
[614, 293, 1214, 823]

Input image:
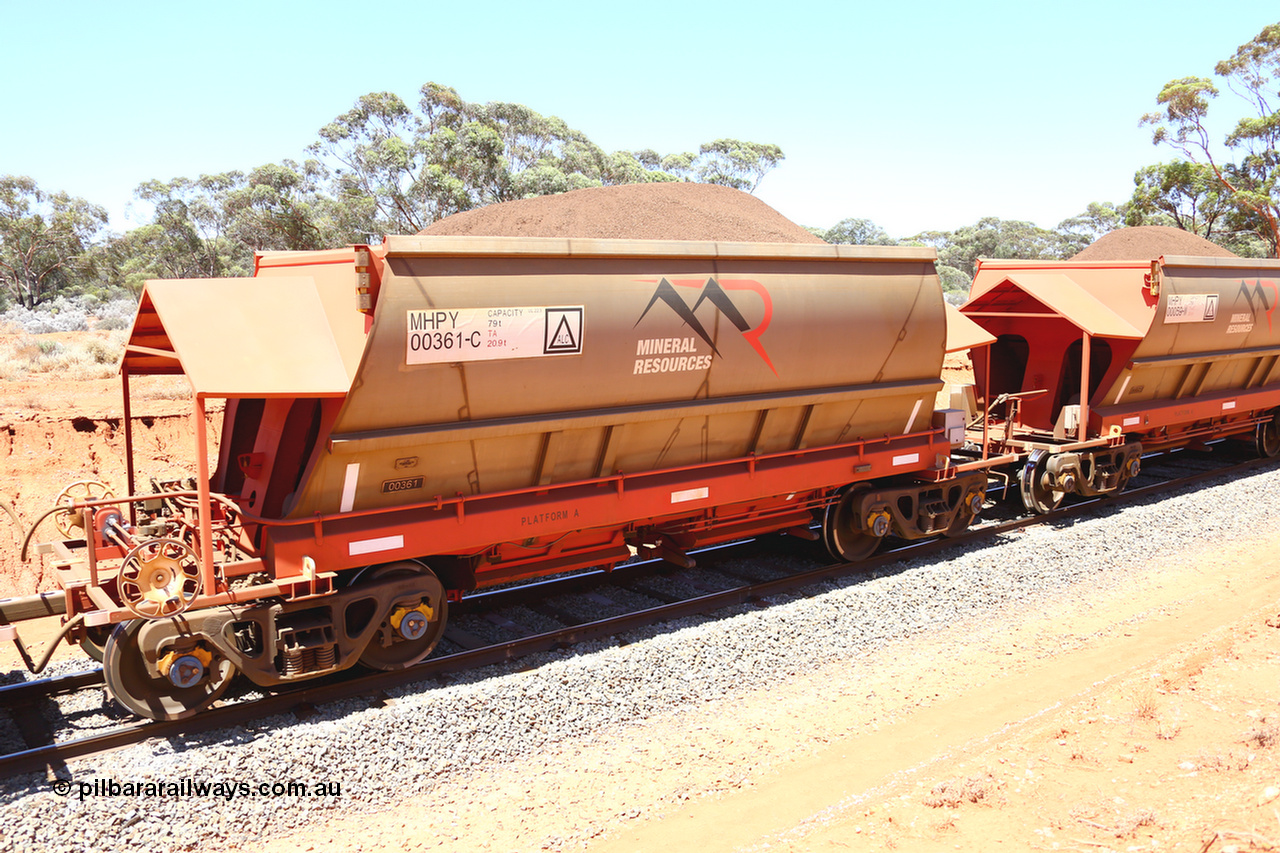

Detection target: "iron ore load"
[958, 253, 1280, 512]
[0, 236, 988, 720]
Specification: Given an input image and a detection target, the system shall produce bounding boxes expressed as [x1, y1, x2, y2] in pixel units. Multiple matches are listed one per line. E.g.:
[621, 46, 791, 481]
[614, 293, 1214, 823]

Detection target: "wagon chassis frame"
[38, 399, 965, 634]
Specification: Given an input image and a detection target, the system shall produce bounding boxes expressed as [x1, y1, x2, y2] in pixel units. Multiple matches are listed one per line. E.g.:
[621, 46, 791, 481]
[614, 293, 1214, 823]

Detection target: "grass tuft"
[924, 774, 1001, 808]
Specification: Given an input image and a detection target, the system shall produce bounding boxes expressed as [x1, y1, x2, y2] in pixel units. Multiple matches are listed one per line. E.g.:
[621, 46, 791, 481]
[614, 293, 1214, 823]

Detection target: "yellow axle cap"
[389, 602, 435, 632]
[158, 645, 212, 678]
[865, 508, 891, 538]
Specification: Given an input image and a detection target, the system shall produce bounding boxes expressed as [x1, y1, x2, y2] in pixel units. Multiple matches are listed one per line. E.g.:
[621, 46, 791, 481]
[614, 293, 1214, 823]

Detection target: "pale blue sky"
[2, 1, 1276, 237]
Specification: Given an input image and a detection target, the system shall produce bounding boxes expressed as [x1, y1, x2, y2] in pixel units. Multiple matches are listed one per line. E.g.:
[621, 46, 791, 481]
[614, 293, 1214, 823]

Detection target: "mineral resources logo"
[1233, 279, 1278, 333]
[633, 277, 776, 375]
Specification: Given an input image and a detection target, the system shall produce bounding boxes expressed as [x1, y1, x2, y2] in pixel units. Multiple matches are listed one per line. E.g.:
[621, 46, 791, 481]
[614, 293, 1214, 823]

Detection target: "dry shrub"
[0, 330, 124, 379]
[1130, 684, 1159, 721]
[931, 814, 957, 833]
[0, 333, 42, 379]
[1115, 808, 1158, 836]
[1243, 722, 1280, 749]
[0, 331, 124, 380]
[132, 376, 190, 401]
[1156, 721, 1182, 740]
[1072, 804, 1159, 838]
[84, 337, 118, 365]
[1193, 748, 1250, 772]
[923, 774, 1000, 808]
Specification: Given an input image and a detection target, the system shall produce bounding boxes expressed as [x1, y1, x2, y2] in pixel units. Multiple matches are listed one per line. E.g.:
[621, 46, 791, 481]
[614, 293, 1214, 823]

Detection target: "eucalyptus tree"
[1056, 202, 1125, 256]
[0, 176, 108, 308]
[910, 217, 1068, 276]
[694, 139, 785, 192]
[130, 174, 249, 281]
[821, 217, 896, 246]
[1141, 22, 1280, 256]
[221, 160, 333, 251]
[1125, 161, 1233, 237]
[309, 82, 787, 240]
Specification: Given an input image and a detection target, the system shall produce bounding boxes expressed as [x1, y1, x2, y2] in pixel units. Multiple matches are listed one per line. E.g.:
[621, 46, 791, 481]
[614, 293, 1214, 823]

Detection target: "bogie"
[822, 472, 988, 561]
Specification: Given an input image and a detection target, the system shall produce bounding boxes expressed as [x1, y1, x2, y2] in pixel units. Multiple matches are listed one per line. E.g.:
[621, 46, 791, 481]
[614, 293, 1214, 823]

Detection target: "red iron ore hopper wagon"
[0, 236, 989, 720]
[958, 254, 1280, 513]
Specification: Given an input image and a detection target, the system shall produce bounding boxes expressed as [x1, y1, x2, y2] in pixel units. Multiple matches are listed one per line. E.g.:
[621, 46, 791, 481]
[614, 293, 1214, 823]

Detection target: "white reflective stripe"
[903, 398, 923, 435]
[1123, 416, 1141, 426]
[0, 624, 15, 642]
[348, 535, 404, 557]
[85, 610, 113, 626]
[1115, 375, 1131, 403]
[1223, 400, 1237, 411]
[340, 463, 360, 513]
[892, 453, 920, 467]
[671, 487, 709, 504]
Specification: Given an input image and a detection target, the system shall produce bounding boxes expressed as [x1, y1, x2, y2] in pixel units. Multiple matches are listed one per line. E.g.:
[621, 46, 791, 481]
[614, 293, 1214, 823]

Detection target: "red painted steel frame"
[60, 426, 956, 626]
[1092, 383, 1280, 448]
[56, 421, 957, 627]
[260, 429, 955, 584]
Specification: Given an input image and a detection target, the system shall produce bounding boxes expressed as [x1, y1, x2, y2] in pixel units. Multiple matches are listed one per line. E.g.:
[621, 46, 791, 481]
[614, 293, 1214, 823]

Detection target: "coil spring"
[282, 646, 305, 676]
[314, 645, 336, 670]
[282, 644, 337, 676]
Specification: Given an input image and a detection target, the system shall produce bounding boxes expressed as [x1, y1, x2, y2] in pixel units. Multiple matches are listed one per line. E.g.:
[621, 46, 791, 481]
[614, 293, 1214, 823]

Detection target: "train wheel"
[822, 486, 883, 562]
[943, 489, 985, 538]
[357, 562, 448, 671]
[1020, 450, 1065, 515]
[79, 624, 113, 663]
[1114, 453, 1142, 494]
[103, 621, 235, 721]
[1255, 411, 1280, 459]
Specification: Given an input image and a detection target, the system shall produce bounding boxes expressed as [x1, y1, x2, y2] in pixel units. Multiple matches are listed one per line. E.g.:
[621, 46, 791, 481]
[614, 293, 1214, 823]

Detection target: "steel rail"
[2, 451, 1274, 779]
[0, 538, 765, 711]
[0, 669, 104, 710]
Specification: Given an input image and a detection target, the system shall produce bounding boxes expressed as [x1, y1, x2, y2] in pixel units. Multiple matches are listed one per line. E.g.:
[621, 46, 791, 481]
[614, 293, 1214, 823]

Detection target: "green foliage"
[5, 82, 793, 310]
[659, 151, 697, 177]
[1141, 22, 1280, 256]
[123, 176, 249, 285]
[0, 176, 109, 308]
[1056, 202, 1125, 252]
[694, 140, 785, 192]
[820, 217, 897, 245]
[221, 160, 334, 251]
[121, 161, 340, 290]
[604, 151, 681, 186]
[816, 207, 1137, 303]
[909, 217, 1071, 277]
[1125, 161, 1233, 236]
[937, 266, 972, 303]
[307, 82, 785, 239]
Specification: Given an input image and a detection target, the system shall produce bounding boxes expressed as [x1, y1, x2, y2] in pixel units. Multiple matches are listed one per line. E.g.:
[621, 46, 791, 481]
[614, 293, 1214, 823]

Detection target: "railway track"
[1, 446, 1271, 779]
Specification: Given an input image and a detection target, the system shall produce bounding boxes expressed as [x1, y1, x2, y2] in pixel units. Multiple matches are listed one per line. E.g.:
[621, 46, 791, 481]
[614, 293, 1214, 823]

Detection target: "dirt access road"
[259, 528, 1280, 853]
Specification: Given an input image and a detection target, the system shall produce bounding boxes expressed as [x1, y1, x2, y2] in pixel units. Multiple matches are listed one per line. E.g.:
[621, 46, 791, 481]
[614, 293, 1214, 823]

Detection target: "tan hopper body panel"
[128, 237, 948, 520]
